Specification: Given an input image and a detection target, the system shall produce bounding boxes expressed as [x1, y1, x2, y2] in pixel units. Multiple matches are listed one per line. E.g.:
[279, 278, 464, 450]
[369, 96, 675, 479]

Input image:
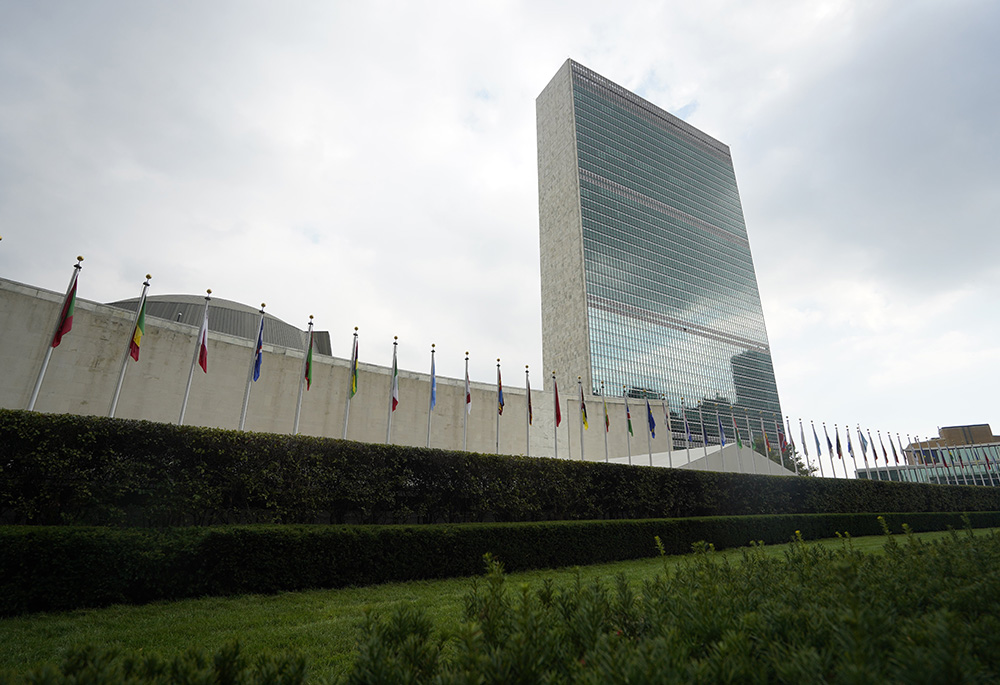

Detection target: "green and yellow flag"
[128, 300, 146, 361]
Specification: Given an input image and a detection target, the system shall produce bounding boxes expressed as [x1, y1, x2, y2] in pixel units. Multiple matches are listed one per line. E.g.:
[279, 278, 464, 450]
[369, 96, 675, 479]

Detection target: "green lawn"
[0, 529, 970, 681]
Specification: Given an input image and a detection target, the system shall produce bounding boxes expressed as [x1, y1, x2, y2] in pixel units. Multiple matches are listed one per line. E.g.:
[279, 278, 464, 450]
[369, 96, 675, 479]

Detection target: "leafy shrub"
[0, 642, 305, 685]
[3, 512, 999, 615]
[338, 524, 1000, 682]
[3, 409, 1000, 526]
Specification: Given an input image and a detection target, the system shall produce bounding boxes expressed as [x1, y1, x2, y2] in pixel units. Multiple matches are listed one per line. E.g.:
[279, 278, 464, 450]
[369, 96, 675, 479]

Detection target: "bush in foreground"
[340, 520, 1000, 683]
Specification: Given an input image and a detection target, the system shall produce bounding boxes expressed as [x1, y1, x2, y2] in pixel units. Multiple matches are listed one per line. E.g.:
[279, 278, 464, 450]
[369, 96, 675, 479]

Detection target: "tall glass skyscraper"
[537, 60, 782, 438]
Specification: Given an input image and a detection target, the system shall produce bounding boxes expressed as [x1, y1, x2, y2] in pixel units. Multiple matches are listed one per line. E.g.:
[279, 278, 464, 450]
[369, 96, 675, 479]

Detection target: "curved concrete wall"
[1, 277, 680, 461]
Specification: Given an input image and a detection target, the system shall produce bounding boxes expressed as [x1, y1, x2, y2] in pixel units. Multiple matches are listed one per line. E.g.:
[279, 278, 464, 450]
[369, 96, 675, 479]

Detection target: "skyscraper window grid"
[538, 60, 783, 441]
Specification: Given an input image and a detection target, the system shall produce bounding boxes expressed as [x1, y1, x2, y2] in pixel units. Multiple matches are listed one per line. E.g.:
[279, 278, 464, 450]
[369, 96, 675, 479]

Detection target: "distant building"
[536, 59, 782, 443]
[858, 424, 1000, 486]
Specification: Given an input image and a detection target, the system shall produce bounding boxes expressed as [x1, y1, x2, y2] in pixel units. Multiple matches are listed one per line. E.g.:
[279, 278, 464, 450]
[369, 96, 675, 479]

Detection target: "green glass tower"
[537, 59, 782, 439]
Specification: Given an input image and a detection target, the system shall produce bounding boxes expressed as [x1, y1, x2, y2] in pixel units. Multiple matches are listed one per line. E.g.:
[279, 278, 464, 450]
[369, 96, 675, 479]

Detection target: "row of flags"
[23, 261, 996, 485]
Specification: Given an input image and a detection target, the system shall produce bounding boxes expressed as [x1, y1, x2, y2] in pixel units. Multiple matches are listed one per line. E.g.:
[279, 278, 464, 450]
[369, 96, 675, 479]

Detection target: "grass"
[0, 529, 975, 681]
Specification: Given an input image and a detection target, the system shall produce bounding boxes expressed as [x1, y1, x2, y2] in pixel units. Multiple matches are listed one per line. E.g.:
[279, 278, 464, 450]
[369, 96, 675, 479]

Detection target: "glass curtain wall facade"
[537, 60, 782, 442]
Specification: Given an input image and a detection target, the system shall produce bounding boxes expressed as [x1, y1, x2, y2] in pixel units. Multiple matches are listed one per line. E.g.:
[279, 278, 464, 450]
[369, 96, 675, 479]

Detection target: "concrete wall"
[1, 278, 678, 461]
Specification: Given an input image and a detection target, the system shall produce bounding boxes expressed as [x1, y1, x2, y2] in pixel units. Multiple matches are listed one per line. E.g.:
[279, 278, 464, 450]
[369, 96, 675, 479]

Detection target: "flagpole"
[599, 382, 609, 463]
[760, 417, 772, 474]
[495, 358, 502, 454]
[567, 395, 573, 460]
[463, 352, 470, 451]
[386, 337, 398, 444]
[293, 316, 313, 435]
[786, 417, 799, 475]
[867, 429, 882, 481]
[623, 387, 632, 465]
[552, 371, 559, 460]
[983, 445, 995, 487]
[984, 445, 997, 487]
[773, 415, 786, 472]
[239, 304, 266, 431]
[857, 426, 872, 480]
[525, 365, 531, 458]
[28, 256, 83, 411]
[698, 406, 708, 467]
[809, 420, 825, 478]
[426, 344, 435, 448]
[733, 412, 744, 473]
[823, 423, 837, 478]
[745, 413, 758, 474]
[663, 397, 673, 469]
[179, 289, 211, 425]
[343, 327, 358, 440]
[109, 274, 151, 418]
[899, 433, 915, 483]
[577, 377, 585, 461]
[682, 398, 691, 467]
[717, 411, 726, 473]
[646, 401, 653, 467]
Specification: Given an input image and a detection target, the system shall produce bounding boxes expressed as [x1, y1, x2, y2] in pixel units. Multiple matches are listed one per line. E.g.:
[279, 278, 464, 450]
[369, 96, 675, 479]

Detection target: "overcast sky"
[2, 0, 998, 448]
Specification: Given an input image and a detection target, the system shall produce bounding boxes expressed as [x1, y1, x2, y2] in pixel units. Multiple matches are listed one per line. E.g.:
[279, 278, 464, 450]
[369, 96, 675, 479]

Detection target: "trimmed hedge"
[2, 512, 998, 616]
[3, 409, 1000, 526]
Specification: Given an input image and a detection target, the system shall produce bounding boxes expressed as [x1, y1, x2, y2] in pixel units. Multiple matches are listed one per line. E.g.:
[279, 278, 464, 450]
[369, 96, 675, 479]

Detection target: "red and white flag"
[464, 366, 472, 413]
[197, 305, 209, 372]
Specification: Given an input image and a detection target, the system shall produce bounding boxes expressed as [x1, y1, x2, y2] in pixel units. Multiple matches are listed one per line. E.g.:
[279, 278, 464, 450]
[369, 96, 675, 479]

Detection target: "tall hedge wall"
[2, 512, 997, 615]
[3, 409, 1000, 526]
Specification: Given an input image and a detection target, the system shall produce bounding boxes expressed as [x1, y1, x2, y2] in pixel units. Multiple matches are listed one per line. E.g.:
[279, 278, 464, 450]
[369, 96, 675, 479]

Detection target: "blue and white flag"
[717, 413, 726, 447]
[252, 318, 264, 381]
[813, 423, 823, 457]
[429, 351, 436, 410]
[646, 400, 655, 438]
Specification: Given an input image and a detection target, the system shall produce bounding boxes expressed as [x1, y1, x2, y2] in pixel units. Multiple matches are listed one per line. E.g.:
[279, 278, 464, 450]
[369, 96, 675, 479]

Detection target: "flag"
[527, 374, 533, 425]
[52, 269, 79, 348]
[683, 407, 692, 443]
[429, 351, 436, 410]
[984, 448, 992, 470]
[197, 305, 209, 373]
[390, 346, 399, 411]
[580, 384, 588, 429]
[497, 365, 504, 415]
[759, 418, 771, 456]
[304, 330, 314, 390]
[878, 432, 888, 462]
[890, 436, 899, 464]
[349, 335, 359, 397]
[813, 423, 822, 458]
[603, 392, 610, 432]
[252, 317, 264, 381]
[733, 415, 743, 448]
[646, 400, 655, 439]
[717, 413, 725, 447]
[662, 400, 670, 438]
[464, 365, 471, 414]
[835, 427, 843, 459]
[129, 299, 147, 362]
[554, 378, 561, 427]
[625, 397, 633, 435]
[867, 430, 877, 463]
[800, 422, 808, 458]
[859, 429, 869, 458]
